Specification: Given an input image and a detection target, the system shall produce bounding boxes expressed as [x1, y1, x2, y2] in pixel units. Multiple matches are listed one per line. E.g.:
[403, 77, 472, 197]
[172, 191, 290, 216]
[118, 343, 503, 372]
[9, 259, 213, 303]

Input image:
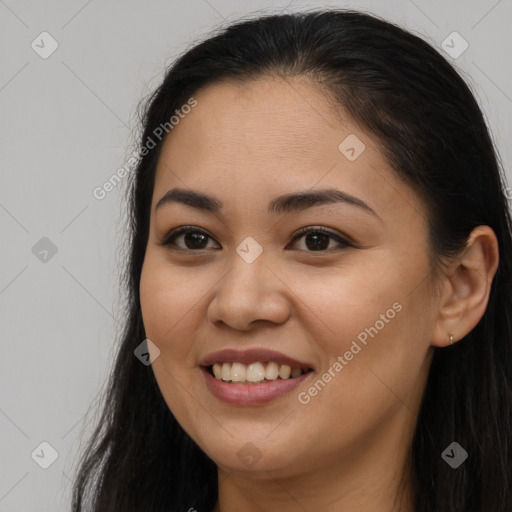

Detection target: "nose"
[207, 251, 291, 331]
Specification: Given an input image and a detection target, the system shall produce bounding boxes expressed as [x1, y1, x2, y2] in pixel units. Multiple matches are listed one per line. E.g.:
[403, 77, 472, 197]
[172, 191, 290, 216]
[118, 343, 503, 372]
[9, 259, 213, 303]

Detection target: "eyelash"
[158, 225, 354, 253]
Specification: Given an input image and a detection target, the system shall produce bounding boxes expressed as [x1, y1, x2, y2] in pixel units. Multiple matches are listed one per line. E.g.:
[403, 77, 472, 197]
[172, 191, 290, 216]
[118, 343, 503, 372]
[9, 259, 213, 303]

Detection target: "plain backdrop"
[1, 0, 511, 510]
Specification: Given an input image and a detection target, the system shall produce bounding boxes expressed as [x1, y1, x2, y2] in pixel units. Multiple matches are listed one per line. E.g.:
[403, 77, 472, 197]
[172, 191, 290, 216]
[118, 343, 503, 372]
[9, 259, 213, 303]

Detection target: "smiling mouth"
[205, 361, 314, 384]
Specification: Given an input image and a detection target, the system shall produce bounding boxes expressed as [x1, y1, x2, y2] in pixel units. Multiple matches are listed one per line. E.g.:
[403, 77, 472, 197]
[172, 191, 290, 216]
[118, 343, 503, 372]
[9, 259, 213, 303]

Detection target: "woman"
[72, 9, 512, 512]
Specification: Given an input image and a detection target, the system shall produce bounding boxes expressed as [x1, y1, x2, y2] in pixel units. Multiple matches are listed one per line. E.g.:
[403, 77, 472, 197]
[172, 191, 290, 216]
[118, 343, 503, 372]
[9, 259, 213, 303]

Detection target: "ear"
[431, 225, 499, 348]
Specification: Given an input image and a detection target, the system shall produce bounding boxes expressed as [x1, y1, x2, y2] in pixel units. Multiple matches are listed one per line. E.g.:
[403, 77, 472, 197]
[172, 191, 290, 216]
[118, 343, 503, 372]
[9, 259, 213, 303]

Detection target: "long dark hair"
[72, 9, 512, 511]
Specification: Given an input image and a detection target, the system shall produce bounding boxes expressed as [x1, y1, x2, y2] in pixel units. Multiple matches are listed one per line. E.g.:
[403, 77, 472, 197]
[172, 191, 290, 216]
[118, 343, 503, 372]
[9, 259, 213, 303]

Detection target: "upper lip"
[199, 348, 314, 371]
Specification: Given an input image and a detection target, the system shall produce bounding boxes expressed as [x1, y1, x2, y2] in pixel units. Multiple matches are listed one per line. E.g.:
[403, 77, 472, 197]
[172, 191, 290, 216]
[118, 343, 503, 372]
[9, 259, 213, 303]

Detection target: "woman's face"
[139, 76, 439, 478]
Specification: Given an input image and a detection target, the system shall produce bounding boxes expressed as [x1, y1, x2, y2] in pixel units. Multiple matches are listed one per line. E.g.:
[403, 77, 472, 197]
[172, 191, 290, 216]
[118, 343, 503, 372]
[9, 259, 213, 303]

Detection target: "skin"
[139, 76, 499, 512]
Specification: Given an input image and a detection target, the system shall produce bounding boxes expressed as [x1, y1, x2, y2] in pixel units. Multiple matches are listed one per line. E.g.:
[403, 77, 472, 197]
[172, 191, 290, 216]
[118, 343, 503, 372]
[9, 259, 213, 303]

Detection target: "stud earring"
[449, 333, 454, 345]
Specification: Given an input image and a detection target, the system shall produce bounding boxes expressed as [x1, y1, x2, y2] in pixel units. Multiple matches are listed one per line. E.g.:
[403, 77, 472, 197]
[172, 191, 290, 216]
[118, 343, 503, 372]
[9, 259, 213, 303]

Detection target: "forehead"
[161, 76, 354, 166]
[152, 76, 426, 228]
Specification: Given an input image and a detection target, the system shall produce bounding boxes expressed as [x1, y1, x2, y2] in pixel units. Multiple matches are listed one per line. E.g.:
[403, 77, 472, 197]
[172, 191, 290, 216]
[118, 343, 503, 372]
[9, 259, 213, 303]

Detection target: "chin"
[196, 430, 305, 475]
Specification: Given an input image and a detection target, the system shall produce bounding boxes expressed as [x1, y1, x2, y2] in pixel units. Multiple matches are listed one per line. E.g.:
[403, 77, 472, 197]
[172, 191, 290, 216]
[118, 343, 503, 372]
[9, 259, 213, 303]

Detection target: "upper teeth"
[212, 361, 306, 383]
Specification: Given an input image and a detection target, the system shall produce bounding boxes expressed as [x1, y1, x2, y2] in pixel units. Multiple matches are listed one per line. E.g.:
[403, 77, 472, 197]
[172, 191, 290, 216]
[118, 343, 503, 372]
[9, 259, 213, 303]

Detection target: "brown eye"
[159, 227, 220, 251]
[289, 227, 352, 252]
[159, 225, 352, 253]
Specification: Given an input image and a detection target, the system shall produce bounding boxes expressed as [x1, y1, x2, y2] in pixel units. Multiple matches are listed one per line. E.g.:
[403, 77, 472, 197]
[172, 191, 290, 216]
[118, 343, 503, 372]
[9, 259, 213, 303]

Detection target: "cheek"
[139, 253, 223, 380]
[293, 258, 431, 410]
[139, 256, 206, 431]
[290, 258, 400, 348]
[139, 255, 200, 344]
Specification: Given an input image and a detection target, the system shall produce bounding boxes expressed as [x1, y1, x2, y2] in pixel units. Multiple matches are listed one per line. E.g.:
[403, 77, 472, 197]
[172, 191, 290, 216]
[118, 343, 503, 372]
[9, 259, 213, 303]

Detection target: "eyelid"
[157, 225, 218, 249]
[290, 226, 355, 248]
[158, 225, 354, 251]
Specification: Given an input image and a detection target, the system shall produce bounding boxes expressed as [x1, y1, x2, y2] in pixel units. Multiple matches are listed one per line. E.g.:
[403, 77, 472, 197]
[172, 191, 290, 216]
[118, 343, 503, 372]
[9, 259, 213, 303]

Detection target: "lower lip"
[201, 367, 313, 406]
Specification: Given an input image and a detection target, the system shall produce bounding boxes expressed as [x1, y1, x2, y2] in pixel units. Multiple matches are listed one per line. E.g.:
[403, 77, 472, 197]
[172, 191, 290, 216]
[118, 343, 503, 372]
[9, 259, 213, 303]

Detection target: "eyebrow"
[155, 187, 381, 219]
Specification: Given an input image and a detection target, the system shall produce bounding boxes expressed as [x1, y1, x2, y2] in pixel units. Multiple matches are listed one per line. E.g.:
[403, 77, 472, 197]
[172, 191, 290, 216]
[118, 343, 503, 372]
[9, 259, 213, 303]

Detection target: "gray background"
[1, 0, 511, 510]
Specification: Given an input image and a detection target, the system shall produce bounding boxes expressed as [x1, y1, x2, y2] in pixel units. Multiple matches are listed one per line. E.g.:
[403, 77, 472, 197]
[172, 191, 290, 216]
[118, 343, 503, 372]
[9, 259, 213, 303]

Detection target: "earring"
[449, 333, 454, 345]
